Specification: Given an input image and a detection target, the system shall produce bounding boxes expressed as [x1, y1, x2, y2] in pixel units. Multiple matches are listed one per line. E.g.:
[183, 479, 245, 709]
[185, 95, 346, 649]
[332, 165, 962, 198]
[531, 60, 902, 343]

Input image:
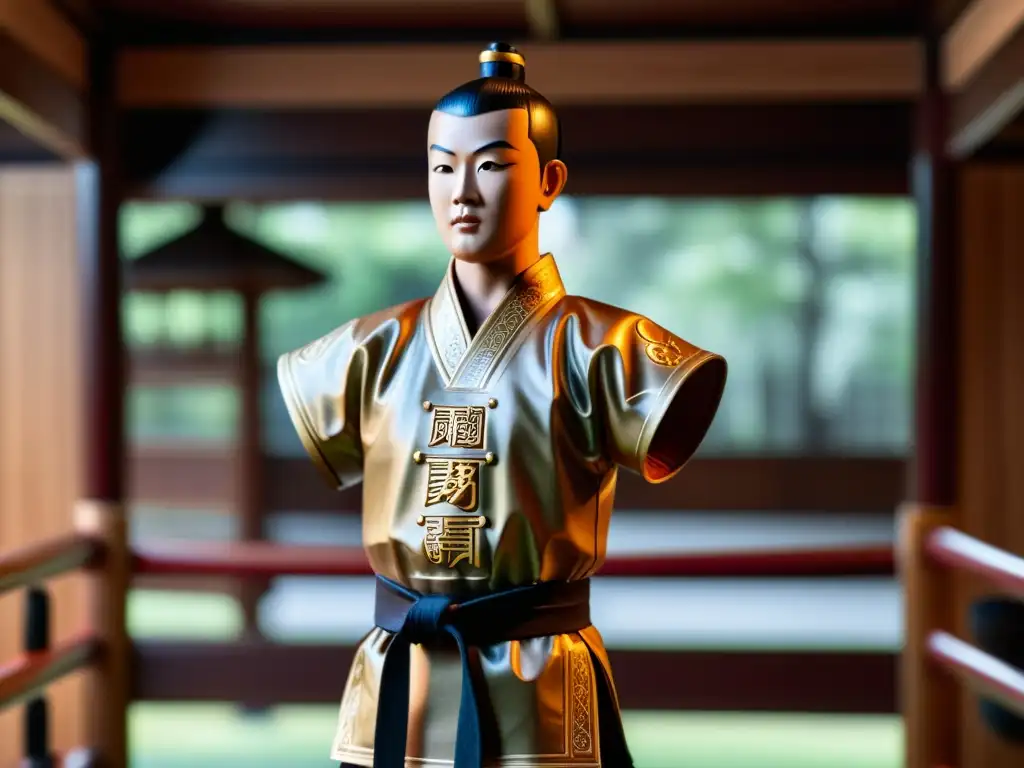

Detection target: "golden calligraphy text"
[428, 405, 487, 449]
[417, 514, 488, 568]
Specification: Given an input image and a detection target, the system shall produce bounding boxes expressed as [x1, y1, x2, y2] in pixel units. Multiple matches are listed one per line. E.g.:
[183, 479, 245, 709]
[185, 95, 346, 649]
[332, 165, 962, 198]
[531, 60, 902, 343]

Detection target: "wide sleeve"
[276, 320, 365, 490]
[591, 316, 727, 484]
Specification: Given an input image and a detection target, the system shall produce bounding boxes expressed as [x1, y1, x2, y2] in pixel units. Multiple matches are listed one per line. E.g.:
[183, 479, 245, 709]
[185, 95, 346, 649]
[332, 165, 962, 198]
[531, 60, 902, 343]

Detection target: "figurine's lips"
[451, 215, 481, 226]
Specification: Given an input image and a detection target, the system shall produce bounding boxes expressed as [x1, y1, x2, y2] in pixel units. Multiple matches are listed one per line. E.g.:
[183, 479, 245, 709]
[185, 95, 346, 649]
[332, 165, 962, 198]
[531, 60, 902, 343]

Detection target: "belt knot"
[403, 593, 454, 645]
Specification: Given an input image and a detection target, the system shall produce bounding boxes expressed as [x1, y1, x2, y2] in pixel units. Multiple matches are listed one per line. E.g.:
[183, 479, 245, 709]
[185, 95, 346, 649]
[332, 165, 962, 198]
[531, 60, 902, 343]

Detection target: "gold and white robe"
[277, 254, 727, 767]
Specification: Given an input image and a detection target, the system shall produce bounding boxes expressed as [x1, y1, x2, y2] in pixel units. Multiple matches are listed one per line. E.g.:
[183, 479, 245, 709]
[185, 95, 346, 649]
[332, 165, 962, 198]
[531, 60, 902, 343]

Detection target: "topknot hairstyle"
[434, 42, 561, 169]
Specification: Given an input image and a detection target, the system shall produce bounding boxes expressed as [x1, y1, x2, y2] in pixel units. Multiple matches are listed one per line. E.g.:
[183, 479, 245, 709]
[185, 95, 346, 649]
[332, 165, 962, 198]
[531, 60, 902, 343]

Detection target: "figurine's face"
[427, 108, 566, 263]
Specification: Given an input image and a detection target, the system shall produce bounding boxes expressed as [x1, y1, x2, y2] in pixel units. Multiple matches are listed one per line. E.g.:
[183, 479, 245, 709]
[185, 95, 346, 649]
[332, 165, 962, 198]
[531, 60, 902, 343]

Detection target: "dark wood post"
[74, 37, 130, 768]
[900, 26, 960, 768]
[910, 31, 958, 508]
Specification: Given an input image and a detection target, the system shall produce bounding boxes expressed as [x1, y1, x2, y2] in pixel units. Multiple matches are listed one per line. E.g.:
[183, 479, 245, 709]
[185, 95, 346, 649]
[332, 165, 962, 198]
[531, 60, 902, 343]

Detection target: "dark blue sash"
[371, 575, 632, 768]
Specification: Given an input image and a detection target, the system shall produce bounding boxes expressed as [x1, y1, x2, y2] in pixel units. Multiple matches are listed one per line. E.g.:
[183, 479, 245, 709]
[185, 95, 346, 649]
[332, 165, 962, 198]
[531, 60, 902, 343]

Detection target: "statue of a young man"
[278, 42, 728, 768]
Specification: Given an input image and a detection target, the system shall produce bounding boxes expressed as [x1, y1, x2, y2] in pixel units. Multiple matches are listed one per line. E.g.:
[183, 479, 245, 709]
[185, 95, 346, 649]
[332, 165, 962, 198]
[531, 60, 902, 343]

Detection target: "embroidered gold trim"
[569, 643, 594, 757]
[427, 255, 566, 391]
[334, 647, 365, 749]
[452, 257, 565, 390]
[427, 266, 471, 381]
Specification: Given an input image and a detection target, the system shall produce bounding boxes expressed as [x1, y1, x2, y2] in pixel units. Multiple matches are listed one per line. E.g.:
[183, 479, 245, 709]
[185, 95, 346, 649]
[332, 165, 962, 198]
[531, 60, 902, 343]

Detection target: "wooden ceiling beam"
[945, 0, 1024, 157]
[0, 0, 87, 158]
[0, 0, 85, 87]
[119, 103, 912, 200]
[117, 39, 922, 109]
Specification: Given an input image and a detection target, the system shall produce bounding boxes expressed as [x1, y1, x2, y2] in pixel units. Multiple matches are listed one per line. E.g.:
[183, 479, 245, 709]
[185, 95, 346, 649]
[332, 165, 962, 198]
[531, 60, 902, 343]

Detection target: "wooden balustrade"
[901, 506, 1024, 768]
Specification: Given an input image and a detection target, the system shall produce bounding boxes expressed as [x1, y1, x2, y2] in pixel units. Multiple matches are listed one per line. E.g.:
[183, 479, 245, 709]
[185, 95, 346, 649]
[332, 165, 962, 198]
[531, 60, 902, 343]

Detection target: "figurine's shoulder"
[348, 297, 429, 344]
[286, 298, 428, 363]
[552, 295, 698, 357]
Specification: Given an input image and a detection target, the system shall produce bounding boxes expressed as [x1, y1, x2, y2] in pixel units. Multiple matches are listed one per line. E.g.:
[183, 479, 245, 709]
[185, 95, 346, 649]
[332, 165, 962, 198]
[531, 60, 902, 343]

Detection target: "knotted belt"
[371, 575, 633, 768]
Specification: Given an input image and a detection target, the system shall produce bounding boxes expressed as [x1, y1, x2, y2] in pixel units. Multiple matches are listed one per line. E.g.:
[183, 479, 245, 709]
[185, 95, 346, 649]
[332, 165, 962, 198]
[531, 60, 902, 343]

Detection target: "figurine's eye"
[432, 164, 453, 174]
[479, 161, 512, 172]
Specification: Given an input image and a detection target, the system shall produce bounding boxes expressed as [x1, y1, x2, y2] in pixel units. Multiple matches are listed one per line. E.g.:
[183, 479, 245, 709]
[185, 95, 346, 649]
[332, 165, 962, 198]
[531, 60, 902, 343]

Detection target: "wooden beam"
[126, 449, 906, 513]
[0, 0, 87, 158]
[948, 20, 1024, 156]
[0, 31, 85, 158]
[943, 0, 1024, 90]
[0, 0, 85, 88]
[116, 40, 922, 109]
[129, 347, 239, 386]
[524, 0, 559, 41]
[132, 641, 897, 714]
[128, 162, 908, 202]
[49, 0, 104, 38]
[933, 1, 980, 34]
[121, 103, 913, 200]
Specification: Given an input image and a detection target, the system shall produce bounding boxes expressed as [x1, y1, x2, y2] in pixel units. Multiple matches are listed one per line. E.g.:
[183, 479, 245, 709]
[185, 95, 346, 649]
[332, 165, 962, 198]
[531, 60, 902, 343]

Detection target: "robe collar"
[425, 254, 565, 390]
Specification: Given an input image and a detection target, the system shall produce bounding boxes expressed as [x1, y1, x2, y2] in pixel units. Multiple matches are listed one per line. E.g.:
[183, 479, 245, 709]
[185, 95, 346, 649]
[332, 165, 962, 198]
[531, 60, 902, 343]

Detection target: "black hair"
[434, 42, 561, 169]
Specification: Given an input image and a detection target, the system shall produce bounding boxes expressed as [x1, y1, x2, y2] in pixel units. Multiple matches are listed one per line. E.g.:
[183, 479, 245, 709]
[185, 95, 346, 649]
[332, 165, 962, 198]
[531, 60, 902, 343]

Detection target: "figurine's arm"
[277, 320, 365, 490]
[592, 316, 727, 484]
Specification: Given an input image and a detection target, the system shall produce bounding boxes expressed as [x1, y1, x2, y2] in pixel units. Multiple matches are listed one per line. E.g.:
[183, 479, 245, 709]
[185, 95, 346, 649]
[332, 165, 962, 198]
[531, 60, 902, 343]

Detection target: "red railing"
[901, 508, 1024, 768]
[131, 540, 895, 579]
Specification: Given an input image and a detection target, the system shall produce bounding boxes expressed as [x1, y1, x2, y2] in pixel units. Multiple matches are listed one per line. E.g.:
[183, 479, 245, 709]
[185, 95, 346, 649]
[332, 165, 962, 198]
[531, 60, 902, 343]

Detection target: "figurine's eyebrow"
[429, 144, 455, 155]
[473, 140, 517, 153]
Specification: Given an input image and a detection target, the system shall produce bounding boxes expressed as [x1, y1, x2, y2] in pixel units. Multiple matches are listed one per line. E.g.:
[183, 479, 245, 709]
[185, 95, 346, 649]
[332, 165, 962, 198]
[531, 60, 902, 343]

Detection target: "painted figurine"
[278, 42, 728, 768]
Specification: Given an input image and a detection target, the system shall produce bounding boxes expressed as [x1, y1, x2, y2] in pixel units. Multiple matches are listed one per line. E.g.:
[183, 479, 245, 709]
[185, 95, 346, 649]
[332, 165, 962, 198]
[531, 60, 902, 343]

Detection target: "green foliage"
[121, 196, 916, 452]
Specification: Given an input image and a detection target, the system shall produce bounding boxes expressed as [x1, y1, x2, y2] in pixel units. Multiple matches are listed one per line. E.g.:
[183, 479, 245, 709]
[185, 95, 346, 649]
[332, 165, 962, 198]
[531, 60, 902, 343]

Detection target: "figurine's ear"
[538, 160, 568, 212]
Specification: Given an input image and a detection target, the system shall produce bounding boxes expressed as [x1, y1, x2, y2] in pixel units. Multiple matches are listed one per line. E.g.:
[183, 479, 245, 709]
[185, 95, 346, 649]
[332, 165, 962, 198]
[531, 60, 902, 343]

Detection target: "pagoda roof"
[127, 205, 327, 294]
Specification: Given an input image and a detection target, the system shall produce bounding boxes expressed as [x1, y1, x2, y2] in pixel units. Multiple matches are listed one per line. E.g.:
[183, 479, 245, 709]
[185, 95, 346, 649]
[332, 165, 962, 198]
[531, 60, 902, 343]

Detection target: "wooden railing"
[1, 532, 898, 766]
[0, 535, 106, 768]
[901, 508, 1024, 768]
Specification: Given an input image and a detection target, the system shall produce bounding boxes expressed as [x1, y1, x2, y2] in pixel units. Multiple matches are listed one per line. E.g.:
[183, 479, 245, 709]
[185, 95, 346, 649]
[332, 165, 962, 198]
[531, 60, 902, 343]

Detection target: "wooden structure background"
[1, 0, 1024, 767]
[0, 167, 88, 761]
[955, 166, 1024, 767]
[125, 205, 326, 632]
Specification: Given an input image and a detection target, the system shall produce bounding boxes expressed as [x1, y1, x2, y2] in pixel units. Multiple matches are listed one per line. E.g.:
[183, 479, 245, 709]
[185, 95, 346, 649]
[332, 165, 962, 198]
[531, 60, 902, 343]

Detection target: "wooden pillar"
[956, 165, 1024, 768]
[238, 289, 267, 643]
[0, 165, 89, 766]
[900, 29, 960, 768]
[72, 38, 130, 768]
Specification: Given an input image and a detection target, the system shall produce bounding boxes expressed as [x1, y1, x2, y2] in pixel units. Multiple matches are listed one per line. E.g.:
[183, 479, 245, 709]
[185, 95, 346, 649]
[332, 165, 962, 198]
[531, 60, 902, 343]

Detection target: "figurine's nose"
[452, 164, 481, 206]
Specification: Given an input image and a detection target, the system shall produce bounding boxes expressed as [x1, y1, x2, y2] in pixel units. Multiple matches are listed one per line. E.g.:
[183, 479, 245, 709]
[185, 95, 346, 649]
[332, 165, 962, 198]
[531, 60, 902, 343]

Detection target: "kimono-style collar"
[425, 253, 565, 391]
